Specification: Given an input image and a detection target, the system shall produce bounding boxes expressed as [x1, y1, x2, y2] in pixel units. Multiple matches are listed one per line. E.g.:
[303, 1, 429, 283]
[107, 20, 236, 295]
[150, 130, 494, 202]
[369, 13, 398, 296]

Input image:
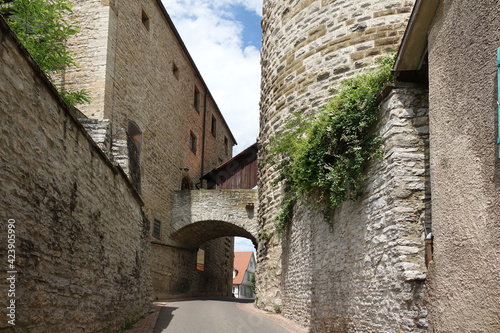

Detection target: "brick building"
[64, 0, 237, 299]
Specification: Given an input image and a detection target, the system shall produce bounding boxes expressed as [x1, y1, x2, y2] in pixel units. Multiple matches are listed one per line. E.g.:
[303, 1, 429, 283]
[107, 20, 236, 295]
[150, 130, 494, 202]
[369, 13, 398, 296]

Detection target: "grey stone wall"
[0, 18, 152, 332]
[426, 1, 500, 331]
[171, 189, 258, 247]
[258, 0, 416, 319]
[260, 84, 430, 331]
[64, 0, 237, 300]
[79, 118, 112, 154]
[150, 236, 234, 299]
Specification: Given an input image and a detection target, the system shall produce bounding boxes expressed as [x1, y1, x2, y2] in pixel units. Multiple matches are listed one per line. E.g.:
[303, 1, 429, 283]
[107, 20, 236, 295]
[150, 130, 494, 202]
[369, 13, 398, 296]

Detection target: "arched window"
[181, 176, 193, 190]
[128, 120, 142, 162]
[127, 120, 142, 191]
[196, 249, 205, 271]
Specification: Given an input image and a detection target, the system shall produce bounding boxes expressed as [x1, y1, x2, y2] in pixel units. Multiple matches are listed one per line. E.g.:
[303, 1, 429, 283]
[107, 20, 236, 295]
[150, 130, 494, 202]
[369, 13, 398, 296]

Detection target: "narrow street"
[153, 298, 291, 333]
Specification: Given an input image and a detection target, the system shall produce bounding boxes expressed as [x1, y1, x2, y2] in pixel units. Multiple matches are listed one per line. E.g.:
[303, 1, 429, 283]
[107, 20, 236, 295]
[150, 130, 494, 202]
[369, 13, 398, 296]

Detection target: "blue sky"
[161, 0, 262, 253]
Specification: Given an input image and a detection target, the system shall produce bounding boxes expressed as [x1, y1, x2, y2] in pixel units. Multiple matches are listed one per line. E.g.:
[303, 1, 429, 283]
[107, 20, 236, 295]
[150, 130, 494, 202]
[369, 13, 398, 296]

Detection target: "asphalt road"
[153, 298, 291, 333]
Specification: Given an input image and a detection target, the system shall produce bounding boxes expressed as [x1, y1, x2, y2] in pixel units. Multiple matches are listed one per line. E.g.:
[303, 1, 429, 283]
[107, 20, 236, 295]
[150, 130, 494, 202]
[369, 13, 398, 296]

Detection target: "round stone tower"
[257, 0, 417, 329]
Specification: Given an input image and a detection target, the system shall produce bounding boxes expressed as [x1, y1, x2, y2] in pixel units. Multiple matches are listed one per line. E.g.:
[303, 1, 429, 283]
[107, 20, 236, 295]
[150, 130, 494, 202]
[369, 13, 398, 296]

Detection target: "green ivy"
[268, 54, 395, 236]
[1, 0, 90, 107]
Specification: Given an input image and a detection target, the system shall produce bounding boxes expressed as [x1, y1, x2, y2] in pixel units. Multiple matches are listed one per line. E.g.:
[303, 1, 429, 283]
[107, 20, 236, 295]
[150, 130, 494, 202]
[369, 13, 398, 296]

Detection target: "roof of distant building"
[233, 251, 254, 285]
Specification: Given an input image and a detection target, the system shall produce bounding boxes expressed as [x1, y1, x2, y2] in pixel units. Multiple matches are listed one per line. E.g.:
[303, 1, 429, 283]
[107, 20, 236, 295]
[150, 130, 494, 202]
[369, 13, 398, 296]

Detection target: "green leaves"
[2, 0, 90, 108]
[268, 54, 395, 235]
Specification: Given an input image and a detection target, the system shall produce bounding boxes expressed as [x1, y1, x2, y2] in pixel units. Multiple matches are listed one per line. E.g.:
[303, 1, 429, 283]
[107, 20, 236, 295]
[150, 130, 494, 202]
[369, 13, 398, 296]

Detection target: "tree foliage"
[268, 55, 396, 236]
[1, 0, 90, 107]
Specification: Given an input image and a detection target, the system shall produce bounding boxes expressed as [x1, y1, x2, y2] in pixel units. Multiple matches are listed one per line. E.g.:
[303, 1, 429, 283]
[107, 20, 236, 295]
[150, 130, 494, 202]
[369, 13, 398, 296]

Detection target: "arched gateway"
[171, 189, 258, 248]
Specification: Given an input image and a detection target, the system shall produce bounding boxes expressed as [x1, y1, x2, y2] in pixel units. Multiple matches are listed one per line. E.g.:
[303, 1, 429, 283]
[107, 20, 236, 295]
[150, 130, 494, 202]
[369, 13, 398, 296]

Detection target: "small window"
[196, 249, 205, 271]
[224, 136, 229, 155]
[189, 132, 197, 154]
[141, 9, 150, 31]
[211, 116, 217, 137]
[128, 120, 142, 161]
[127, 120, 142, 191]
[153, 219, 161, 239]
[172, 63, 179, 80]
[194, 87, 200, 113]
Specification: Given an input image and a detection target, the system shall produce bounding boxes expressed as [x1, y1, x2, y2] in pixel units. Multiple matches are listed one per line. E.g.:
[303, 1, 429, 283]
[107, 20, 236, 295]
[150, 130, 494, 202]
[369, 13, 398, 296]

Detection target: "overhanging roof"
[394, 0, 440, 72]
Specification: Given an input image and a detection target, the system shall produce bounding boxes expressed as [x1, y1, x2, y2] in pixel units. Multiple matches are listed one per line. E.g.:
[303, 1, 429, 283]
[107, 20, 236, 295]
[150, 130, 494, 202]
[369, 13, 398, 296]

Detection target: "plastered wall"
[426, 1, 500, 331]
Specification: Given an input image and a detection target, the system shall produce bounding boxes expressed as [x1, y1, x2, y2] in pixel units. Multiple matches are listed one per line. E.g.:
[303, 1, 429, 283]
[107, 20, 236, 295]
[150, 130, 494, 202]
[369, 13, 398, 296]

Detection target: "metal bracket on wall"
[497, 48, 500, 157]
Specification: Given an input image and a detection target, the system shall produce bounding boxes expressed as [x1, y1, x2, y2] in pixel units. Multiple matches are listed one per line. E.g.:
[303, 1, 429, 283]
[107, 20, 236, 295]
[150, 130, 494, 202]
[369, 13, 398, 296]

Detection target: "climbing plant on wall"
[1, 0, 90, 107]
[268, 54, 396, 237]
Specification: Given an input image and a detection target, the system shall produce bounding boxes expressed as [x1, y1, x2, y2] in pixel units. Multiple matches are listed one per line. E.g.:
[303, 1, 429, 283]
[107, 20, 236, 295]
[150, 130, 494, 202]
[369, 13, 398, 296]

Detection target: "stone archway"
[170, 189, 258, 247]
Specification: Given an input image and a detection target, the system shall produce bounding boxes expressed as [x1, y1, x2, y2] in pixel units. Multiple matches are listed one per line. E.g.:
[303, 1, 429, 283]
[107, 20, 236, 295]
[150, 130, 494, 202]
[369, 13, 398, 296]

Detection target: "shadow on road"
[168, 297, 255, 304]
[153, 297, 255, 332]
[153, 306, 177, 333]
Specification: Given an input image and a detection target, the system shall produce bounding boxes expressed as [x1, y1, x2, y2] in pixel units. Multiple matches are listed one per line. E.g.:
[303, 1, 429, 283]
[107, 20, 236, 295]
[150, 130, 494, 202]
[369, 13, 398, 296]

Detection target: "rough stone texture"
[64, 0, 112, 119]
[426, 1, 500, 331]
[64, 0, 238, 300]
[79, 118, 112, 154]
[0, 19, 152, 332]
[151, 237, 234, 299]
[277, 86, 430, 332]
[258, 0, 415, 319]
[171, 189, 258, 247]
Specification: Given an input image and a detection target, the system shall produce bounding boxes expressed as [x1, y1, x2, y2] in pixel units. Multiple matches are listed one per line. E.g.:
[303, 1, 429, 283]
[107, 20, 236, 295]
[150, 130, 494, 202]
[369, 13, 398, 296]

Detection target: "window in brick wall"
[172, 63, 179, 80]
[196, 249, 205, 271]
[153, 219, 161, 239]
[194, 87, 200, 113]
[189, 132, 197, 155]
[224, 136, 229, 155]
[128, 120, 142, 162]
[141, 9, 150, 31]
[211, 116, 217, 137]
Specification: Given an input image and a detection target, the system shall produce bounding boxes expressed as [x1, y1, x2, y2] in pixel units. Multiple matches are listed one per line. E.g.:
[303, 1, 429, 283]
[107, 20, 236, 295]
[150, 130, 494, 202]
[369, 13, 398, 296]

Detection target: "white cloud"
[161, 0, 262, 154]
[235, 236, 256, 253]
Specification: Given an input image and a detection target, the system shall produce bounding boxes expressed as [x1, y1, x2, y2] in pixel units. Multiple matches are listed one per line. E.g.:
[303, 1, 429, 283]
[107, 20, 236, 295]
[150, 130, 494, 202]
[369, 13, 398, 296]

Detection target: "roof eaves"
[394, 0, 440, 72]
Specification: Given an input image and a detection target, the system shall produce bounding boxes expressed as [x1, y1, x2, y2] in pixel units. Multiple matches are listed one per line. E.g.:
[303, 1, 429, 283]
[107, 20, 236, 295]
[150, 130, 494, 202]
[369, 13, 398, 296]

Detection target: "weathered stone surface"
[258, 83, 430, 331]
[258, 2, 417, 328]
[63, 0, 237, 300]
[171, 189, 258, 247]
[0, 19, 152, 332]
[279, 87, 430, 332]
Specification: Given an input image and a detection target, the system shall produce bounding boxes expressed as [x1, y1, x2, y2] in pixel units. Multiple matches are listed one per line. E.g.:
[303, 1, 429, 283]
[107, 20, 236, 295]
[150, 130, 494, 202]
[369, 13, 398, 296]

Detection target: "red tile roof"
[233, 252, 253, 285]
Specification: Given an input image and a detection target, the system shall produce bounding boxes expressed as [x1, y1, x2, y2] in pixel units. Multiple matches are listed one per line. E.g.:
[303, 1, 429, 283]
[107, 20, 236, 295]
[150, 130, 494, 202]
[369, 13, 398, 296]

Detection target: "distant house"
[233, 252, 256, 299]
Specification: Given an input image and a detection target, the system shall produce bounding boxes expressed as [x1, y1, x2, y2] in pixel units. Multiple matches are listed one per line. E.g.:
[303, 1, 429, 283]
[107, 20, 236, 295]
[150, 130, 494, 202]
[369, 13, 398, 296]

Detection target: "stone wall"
[0, 18, 152, 332]
[258, 0, 416, 320]
[426, 1, 500, 331]
[64, 0, 113, 119]
[171, 189, 258, 247]
[280, 85, 429, 331]
[64, 0, 238, 299]
[150, 236, 234, 299]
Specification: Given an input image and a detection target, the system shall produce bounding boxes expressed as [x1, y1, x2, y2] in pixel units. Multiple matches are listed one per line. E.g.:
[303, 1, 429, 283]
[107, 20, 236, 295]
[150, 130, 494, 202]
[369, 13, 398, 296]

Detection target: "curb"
[235, 302, 309, 333]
